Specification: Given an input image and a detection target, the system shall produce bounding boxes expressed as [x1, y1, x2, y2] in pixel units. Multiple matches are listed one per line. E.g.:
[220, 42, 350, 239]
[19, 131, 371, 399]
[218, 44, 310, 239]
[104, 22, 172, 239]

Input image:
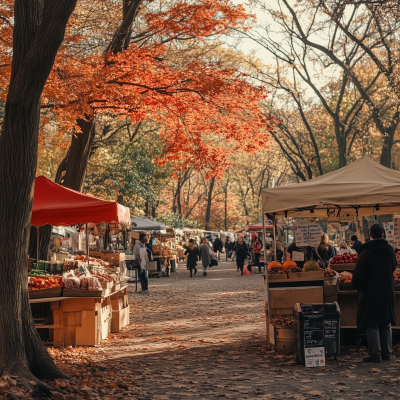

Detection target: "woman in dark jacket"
[234, 236, 249, 276]
[352, 224, 396, 362]
[184, 239, 199, 277]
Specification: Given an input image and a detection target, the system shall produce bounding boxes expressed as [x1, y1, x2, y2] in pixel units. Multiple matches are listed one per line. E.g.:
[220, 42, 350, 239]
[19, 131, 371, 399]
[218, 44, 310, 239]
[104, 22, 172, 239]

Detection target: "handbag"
[211, 258, 218, 266]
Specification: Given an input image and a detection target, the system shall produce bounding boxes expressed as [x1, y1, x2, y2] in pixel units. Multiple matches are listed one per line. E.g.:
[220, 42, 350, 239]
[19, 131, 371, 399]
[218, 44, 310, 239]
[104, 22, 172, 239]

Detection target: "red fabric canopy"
[32, 176, 131, 227]
[246, 221, 273, 231]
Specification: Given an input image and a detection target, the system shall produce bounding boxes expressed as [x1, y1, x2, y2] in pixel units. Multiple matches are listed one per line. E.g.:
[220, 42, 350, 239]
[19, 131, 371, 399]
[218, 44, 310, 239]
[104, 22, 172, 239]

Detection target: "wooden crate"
[29, 287, 62, 299]
[63, 289, 104, 297]
[111, 307, 130, 333]
[329, 263, 356, 272]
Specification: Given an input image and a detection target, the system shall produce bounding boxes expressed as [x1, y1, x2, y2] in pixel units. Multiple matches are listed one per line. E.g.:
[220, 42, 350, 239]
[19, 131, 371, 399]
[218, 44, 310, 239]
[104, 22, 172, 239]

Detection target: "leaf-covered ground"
[3, 260, 400, 399]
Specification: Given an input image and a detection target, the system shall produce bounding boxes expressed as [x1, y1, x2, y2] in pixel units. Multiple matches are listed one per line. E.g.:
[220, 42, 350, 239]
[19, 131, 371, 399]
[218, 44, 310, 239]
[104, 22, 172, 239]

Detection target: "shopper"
[213, 235, 223, 261]
[329, 240, 337, 256]
[225, 237, 232, 261]
[270, 241, 284, 263]
[287, 240, 319, 270]
[352, 224, 396, 363]
[133, 232, 150, 294]
[185, 239, 199, 277]
[252, 233, 262, 273]
[351, 235, 363, 253]
[199, 237, 213, 276]
[337, 241, 356, 255]
[317, 233, 336, 268]
[234, 236, 249, 276]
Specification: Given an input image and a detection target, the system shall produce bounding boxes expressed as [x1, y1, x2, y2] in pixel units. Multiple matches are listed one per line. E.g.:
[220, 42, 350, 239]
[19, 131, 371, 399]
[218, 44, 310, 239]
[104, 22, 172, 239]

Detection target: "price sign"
[293, 222, 322, 247]
[393, 218, 400, 249]
[384, 222, 395, 247]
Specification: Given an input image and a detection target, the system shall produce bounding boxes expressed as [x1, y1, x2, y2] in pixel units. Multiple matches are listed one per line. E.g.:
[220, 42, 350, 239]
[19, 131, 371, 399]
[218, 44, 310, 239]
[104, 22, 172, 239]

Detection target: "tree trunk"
[224, 185, 228, 231]
[0, 0, 77, 389]
[205, 177, 215, 230]
[28, 225, 52, 260]
[380, 135, 393, 169]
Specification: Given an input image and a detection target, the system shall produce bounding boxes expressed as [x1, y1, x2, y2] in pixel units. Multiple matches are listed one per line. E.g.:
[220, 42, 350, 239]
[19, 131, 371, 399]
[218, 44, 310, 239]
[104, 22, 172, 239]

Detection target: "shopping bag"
[242, 264, 251, 276]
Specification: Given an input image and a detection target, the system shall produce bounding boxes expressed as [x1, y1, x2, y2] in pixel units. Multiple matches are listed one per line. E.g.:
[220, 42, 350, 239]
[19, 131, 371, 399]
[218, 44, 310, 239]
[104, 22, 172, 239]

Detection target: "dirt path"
[43, 260, 400, 399]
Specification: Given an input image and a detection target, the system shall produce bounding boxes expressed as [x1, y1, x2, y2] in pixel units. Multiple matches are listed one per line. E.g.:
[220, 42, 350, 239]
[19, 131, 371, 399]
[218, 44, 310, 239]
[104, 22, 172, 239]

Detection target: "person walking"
[213, 235, 223, 261]
[199, 237, 213, 276]
[352, 224, 396, 363]
[270, 241, 284, 263]
[225, 237, 231, 261]
[252, 233, 262, 273]
[185, 239, 199, 277]
[133, 232, 150, 294]
[351, 235, 363, 253]
[234, 236, 249, 276]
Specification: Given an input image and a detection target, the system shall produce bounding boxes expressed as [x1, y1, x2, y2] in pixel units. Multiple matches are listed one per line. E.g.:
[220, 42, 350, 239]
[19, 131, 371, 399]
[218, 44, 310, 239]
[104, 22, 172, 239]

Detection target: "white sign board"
[293, 222, 322, 247]
[304, 347, 326, 368]
[394, 218, 400, 249]
[292, 251, 305, 262]
[384, 222, 395, 247]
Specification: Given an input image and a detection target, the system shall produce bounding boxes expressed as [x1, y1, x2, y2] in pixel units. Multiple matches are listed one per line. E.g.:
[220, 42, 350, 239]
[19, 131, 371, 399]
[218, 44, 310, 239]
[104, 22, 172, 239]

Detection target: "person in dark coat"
[351, 235, 363, 253]
[184, 239, 199, 277]
[352, 224, 396, 363]
[213, 235, 223, 261]
[234, 236, 249, 276]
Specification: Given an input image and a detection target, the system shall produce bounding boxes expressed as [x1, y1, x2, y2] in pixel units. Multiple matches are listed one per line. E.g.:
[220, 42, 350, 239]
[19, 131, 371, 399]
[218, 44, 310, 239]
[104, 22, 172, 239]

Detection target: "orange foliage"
[0, 0, 273, 174]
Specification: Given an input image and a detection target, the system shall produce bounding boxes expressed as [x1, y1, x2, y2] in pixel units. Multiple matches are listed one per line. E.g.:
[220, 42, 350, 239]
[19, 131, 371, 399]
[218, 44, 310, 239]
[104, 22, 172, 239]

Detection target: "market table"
[30, 285, 129, 347]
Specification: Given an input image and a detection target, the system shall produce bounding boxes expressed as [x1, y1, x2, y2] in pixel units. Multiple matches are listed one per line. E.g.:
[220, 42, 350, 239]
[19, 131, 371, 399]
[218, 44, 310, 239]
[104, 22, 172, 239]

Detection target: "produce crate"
[29, 287, 62, 299]
[329, 263, 356, 272]
[100, 281, 113, 290]
[269, 324, 295, 352]
[339, 281, 354, 291]
[63, 289, 104, 297]
[111, 307, 130, 333]
[287, 271, 324, 282]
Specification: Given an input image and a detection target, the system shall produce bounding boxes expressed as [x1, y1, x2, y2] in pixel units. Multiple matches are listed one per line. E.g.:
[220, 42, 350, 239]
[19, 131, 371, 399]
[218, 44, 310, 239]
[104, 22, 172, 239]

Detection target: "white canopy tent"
[261, 156, 400, 219]
[260, 156, 400, 317]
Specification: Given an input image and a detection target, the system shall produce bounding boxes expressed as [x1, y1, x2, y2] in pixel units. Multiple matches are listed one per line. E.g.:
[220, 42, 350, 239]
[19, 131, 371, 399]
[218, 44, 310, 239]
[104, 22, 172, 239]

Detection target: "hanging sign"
[384, 222, 395, 247]
[293, 222, 322, 247]
[393, 217, 400, 249]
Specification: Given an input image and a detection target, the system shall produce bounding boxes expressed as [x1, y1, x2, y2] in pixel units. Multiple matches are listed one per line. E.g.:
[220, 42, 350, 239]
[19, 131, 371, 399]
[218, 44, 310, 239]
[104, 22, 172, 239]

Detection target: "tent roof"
[246, 222, 273, 231]
[32, 176, 131, 227]
[261, 156, 400, 218]
[131, 217, 166, 231]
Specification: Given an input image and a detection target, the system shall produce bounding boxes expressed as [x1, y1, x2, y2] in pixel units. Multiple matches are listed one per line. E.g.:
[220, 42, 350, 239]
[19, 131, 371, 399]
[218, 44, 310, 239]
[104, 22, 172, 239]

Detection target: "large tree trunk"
[28, 225, 52, 260]
[380, 135, 393, 169]
[205, 177, 215, 231]
[0, 0, 77, 390]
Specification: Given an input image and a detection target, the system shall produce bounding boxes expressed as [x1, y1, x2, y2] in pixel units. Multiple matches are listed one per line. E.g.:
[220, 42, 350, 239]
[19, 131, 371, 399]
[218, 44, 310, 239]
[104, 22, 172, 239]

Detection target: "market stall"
[30, 176, 131, 347]
[260, 156, 400, 351]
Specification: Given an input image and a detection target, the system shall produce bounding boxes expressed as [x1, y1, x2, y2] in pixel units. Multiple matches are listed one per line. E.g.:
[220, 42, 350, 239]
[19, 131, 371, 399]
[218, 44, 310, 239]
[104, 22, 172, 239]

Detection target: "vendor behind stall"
[287, 240, 319, 270]
[317, 233, 336, 268]
[352, 224, 396, 363]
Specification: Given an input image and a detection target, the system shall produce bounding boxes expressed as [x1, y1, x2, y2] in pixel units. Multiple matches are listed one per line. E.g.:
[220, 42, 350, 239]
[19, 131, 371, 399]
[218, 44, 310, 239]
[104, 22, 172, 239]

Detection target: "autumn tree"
[0, 0, 78, 391]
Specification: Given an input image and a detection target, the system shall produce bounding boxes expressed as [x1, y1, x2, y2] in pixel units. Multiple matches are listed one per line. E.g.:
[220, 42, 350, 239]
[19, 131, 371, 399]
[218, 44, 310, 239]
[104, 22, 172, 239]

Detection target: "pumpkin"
[268, 261, 282, 269]
[283, 261, 297, 270]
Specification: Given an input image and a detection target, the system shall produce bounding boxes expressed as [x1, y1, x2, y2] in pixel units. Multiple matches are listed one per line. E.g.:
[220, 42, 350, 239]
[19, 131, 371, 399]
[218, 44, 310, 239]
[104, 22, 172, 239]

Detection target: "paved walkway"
[54, 260, 400, 399]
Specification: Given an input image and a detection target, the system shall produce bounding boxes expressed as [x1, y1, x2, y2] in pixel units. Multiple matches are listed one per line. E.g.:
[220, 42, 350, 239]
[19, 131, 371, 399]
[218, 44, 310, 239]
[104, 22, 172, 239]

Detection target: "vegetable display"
[339, 272, 352, 283]
[323, 268, 337, 278]
[330, 252, 358, 265]
[270, 316, 293, 326]
[282, 261, 297, 270]
[394, 271, 400, 285]
[303, 260, 319, 271]
[28, 276, 63, 291]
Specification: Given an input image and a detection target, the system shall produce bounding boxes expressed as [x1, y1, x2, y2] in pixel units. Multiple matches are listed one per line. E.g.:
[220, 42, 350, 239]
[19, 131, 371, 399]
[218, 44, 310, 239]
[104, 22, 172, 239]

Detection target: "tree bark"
[0, 0, 77, 389]
[205, 177, 215, 231]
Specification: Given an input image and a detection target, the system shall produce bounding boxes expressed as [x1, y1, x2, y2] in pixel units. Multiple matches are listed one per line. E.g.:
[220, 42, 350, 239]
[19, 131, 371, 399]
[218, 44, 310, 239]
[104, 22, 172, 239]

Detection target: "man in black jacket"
[350, 235, 363, 253]
[352, 224, 396, 362]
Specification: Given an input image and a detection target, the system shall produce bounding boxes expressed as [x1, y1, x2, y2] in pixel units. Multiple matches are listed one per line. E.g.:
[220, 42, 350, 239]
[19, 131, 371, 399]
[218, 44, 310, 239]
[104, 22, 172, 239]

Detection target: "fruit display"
[304, 259, 320, 272]
[28, 275, 63, 291]
[270, 316, 293, 326]
[394, 271, 400, 285]
[323, 268, 337, 278]
[330, 252, 358, 265]
[268, 261, 282, 269]
[339, 272, 352, 283]
[268, 266, 285, 275]
[286, 266, 302, 273]
[396, 251, 400, 265]
[153, 245, 177, 257]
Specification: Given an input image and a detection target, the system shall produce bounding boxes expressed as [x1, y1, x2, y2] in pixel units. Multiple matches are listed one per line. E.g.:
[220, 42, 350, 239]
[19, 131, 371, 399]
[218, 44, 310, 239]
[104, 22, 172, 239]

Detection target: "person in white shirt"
[337, 240, 357, 255]
[133, 232, 150, 294]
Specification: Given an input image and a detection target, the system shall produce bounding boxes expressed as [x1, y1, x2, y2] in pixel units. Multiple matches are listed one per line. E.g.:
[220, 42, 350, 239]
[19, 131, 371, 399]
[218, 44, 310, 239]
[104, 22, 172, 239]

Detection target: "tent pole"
[37, 226, 39, 262]
[262, 213, 271, 319]
[86, 223, 90, 270]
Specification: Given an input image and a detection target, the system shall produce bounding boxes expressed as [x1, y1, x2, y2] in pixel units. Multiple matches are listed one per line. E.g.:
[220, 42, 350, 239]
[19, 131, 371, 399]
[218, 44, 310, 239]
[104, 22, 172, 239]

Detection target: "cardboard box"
[111, 307, 130, 333]
[269, 287, 323, 309]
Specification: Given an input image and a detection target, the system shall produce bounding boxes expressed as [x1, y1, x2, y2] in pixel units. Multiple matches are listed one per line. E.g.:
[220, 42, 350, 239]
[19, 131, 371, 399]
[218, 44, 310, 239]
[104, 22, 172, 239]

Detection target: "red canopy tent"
[32, 176, 131, 227]
[246, 221, 273, 232]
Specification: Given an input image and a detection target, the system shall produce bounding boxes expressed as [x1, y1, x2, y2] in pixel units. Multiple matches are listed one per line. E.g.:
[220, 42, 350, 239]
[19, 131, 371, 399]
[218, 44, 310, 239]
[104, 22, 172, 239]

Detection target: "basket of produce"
[339, 271, 354, 290]
[329, 253, 357, 271]
[28, 276, 63, 299]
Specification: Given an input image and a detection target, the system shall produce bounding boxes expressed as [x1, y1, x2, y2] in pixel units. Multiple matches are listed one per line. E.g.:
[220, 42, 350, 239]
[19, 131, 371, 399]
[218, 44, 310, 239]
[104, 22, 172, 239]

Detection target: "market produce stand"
[260, 156, 400, 351]
[30, 176, 131, 346]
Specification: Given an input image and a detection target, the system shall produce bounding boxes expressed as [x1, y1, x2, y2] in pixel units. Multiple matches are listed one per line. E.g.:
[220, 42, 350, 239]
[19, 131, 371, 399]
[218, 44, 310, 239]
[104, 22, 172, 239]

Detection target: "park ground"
[5, 260, 400, 399]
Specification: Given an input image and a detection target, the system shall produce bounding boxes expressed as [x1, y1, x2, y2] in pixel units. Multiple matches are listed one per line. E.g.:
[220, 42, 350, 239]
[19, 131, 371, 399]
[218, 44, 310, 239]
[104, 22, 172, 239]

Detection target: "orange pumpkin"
[268, 261, 282, 269]
[283, 261, 297, 270]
